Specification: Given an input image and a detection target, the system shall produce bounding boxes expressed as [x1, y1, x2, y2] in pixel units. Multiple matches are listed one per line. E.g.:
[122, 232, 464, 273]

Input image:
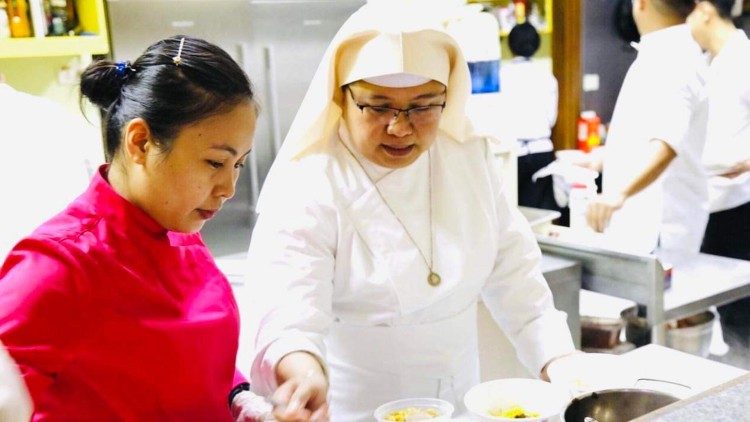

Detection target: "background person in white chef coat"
[501, 22, 561, 214]
[244, 2, 575, 421]
[0, 81, 102, 260]
[687, 0, 750, 326]
[586, 0, 709, 254]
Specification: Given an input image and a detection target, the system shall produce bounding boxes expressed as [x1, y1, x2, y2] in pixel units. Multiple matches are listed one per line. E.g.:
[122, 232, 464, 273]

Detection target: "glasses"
[347, 87, 446, 126]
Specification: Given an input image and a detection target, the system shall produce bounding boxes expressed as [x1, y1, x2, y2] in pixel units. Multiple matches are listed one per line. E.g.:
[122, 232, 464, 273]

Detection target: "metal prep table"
[537, 226, 750, 344]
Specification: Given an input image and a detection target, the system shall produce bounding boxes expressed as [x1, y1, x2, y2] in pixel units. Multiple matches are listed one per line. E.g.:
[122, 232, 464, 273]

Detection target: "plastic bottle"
[577, 110, 601, 152]
[514, 0, 526, 24]
[587, 113, 601, 150]
[577, 114, 589, 152]
[569, 182, 597, 232]
[7, 0, 31, 38]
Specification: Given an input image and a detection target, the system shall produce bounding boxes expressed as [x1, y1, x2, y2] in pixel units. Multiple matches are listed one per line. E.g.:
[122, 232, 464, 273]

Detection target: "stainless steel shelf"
[657, 249, 750, 321]
[536, 226, 750, 345]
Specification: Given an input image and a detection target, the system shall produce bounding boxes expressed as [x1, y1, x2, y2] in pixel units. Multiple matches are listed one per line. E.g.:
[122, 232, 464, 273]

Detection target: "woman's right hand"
[272, 352, 329, 422]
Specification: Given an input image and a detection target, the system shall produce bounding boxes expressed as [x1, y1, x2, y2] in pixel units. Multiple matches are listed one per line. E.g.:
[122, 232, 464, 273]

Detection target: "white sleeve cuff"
[250, 335, 327, 396]
[512, 309, 576, 377]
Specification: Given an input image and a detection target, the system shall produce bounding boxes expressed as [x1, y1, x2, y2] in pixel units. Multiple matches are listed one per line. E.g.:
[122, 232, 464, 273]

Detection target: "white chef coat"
[500, 57, 558, 155]
[0, 341, 32, 421]
[246, 124, 574, 421]
[702, 29, 750, 213]
[603, 25, 709, 253]
[0, 83, 102, 259]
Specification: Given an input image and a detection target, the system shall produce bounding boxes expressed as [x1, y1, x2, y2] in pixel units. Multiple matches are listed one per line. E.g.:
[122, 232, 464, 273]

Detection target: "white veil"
[257, 0, 474, 212]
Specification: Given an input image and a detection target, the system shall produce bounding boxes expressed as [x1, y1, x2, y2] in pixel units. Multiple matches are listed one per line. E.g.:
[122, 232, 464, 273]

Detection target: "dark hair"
[508, 23, 541, 58]
[654, 0, 697, 19]
[704, 0, 736, 19]
[615, 0, 641, 44]
[80, 35, 256, 161]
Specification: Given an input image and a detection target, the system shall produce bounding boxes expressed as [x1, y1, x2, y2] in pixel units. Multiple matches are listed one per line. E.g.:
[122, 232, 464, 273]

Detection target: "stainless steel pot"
[564, 389, 679, 422]
[665, 311, 715, 358]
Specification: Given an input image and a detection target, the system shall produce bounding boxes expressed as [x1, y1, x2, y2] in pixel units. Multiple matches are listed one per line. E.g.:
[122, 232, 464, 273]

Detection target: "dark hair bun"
[80, 60, 126, 109]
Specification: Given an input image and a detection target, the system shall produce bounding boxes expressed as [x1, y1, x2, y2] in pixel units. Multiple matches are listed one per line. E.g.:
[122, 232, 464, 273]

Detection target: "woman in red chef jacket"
[0, 36, 264, 421]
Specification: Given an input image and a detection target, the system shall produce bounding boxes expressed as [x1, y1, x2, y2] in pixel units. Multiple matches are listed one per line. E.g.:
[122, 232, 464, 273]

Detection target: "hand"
[719, 159, 750, 179]
[232, 390, 275, 422]
[585, 193, 626, 233]
[540, 351, 584, 382]
[271, 369, 329, 422]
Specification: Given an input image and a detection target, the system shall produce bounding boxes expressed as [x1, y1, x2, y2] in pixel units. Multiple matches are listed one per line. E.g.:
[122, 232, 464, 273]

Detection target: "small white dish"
[373, 397, 454, 421]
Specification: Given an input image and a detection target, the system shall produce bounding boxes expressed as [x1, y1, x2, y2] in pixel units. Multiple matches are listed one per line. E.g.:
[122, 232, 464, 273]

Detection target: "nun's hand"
[271, 368, 329, 422]
[586, 193, 626, 233]
[540, 351, 584, 382]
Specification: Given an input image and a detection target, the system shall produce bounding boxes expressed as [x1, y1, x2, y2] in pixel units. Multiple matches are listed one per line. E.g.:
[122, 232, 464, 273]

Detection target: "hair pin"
[173, 37, 186, 66]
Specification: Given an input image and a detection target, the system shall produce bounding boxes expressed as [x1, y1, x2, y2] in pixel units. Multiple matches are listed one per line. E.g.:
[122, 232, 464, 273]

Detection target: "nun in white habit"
[244, 2, 575, 420]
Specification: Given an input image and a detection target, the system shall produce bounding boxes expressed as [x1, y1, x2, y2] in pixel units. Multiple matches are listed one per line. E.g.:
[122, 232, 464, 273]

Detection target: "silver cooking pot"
[564, 388, 679, 422]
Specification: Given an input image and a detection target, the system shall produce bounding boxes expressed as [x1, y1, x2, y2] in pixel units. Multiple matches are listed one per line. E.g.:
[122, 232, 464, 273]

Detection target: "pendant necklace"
[340, 141, 441, 287]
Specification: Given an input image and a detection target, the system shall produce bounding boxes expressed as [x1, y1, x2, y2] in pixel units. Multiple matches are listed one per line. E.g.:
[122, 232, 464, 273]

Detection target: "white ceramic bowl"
[463, 378, 570, 422]
[373, 398, 454, 421]
[546, 353, 636, 396]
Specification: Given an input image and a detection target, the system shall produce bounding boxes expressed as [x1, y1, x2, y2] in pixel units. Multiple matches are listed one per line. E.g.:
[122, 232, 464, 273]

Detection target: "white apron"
[326, 304, 479, 421]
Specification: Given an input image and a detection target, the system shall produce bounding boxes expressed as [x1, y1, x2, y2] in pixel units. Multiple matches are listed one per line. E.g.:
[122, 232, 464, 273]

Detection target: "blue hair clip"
[114, 61, 132, 78]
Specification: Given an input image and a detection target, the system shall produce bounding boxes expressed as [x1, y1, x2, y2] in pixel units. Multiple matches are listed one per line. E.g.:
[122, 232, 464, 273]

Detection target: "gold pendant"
[427, 272, 441, 286]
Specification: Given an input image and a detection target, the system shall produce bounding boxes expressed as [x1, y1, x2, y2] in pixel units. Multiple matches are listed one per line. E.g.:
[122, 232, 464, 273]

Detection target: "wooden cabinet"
[0, 0, 109, 58]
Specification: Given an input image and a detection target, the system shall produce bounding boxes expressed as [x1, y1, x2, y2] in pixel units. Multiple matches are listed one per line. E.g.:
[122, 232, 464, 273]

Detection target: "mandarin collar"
[87, 164, 170, 239]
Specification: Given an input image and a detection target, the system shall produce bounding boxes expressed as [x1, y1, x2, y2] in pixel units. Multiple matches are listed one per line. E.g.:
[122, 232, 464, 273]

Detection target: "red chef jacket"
[0, 165, 246, 421]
